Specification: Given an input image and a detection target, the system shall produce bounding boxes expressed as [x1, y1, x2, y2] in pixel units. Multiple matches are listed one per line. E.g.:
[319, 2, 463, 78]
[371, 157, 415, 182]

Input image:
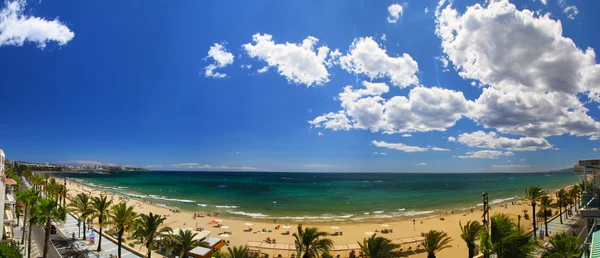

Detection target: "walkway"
[532, 205, 583, 257]
[53, 212, 141, 258]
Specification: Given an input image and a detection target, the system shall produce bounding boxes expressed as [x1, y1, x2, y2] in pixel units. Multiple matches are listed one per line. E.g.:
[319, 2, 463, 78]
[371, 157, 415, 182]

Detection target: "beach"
[60, 177, 548, 258]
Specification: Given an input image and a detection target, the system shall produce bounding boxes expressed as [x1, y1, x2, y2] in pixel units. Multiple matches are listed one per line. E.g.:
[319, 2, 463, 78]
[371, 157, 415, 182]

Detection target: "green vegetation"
[423, 230, 452, 258]
[459, 221, 482, 258]
[32, 198, 66, 258]
[541, 231, 582, 258]
[293, 224, 333, 258]
[222, 245, 258, 258]
[525, 186, 546, 240]
[0, 242, 23, 258]
[91, 195, 113, 252]
[481, 213, 536, 258]
[108, 202, 138, 258]
[358, 234, 400, 258]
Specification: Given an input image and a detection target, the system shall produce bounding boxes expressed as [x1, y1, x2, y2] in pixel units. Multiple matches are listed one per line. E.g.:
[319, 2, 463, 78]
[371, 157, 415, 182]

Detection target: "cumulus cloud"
[448, 136, 456, 142]
[310, 82, 471, 134]
[372, 140, 450, 153]
[257, 66, 269, 73]
[205, 43, 234, 78]
[317, 132, 324, 136]
[458, 150, 514, 159]
[241, 64, 252, 69]
[339, 37, 419, 87]
[387, 4, 404, 23]
[425, 7, 429, 14]
[243, 33, 333, 86]
[436, 0, 600, 138]
[402, 133, 412, 137]
[563, 5, 578, 20]
[457, 130, 553, 151]
[0, 0, 74, 48]
[540, 0, 547, 5]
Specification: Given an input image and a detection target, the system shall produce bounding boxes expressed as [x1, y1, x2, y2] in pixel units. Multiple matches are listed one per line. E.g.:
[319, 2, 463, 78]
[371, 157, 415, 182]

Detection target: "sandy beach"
[55, 177, 560, 258]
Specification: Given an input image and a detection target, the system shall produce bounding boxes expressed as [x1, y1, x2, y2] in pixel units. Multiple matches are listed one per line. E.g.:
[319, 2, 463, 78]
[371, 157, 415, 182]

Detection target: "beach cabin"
[188, 237, 226, 258]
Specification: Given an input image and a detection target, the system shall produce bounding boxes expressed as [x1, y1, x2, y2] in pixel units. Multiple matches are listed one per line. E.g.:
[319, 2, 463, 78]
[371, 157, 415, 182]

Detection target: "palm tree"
[479, 229, 492, 258]
[91, 195, 113, 252]
[17, 189, 39, 245]
[67, 193, 93, 240]
[569, 185, 581, 210]
[423, 230, 452, 258]
[222, 245, 258, 258]
[540, 195, 552, 237]
[459, 221, 482, 258]
[132, 212, 170, 258]
[557, 189, 567, 224]
[171, 229, 209, 257]
[43, 173, 50, 189]
[33, 198, 66, 258]
[541, 231, 582, 258]
[109, 202, 138, 258]
[525, 186, 546, 240]
[293, 224, 333, 258]
[358, 234, 400, 258]
[489, 213, 536, 258]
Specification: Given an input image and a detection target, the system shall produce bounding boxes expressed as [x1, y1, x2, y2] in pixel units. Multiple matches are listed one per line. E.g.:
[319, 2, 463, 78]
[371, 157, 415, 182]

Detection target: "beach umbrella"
[215, 219, 223, 222]
[219, 233, 231, 238]
[221, 225, 230, 229]
[381, 224, 389, 227]
[365, 232, 375, 236]
[282, 225, 291, 229]
[330, 226, 339, 230]
[245, 222, 254, 226]
[207, 221, 218, 225]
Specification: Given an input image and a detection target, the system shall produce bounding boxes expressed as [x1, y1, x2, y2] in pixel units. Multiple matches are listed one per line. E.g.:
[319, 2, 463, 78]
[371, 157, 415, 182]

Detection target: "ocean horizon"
[55, 171, 581, 223]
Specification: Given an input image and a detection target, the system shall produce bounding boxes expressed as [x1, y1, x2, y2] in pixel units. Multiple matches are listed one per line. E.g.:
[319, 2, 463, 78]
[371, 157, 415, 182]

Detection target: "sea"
[54, 171, 580, 223]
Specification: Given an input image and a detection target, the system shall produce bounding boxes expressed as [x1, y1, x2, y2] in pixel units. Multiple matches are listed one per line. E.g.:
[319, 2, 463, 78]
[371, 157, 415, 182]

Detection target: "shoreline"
[56, 176, 579, 258]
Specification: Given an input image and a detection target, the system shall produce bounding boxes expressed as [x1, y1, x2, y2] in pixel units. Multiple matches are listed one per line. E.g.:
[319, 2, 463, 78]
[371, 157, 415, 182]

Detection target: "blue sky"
[0, 0, 599, 172]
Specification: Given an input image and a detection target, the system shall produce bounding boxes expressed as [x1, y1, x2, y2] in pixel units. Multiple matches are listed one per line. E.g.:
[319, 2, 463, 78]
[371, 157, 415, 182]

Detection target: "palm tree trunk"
[147, 242, 152, 258]
[544, 208, 549, 237]
[97, 223, 103, 251]
[118, 229, 123, 258]
[468, 245, 474, 258]
[21, 203, 28, 245]
[43, 218, 51, 258]
[427, 252, 436, 258]
[559, 202, 563, 224]
[82, 220, 87, 240]
[532, 203, 537, 240]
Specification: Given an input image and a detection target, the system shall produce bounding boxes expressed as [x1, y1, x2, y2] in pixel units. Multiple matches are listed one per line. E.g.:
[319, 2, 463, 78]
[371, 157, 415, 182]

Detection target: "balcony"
[581, 195, 600, 218]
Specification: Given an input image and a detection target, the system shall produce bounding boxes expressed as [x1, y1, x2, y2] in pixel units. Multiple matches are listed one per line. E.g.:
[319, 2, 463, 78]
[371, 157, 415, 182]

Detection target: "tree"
[540, 195, 552, 236]
[23, 167, 33, 179]
[33, 198, 66, 258]
[132, 212, 170, 258]
[358, 234, 400, 258]
[525, 186, 546, 240]
[0, 242, 23, 258]
[43, 173, 50, 188]
[423, 230, 452, 258]
[557, 189, 567, 224]
[171, 229, 208, 257]
[91, 195, 113, 252]
[541, 231, 582, 258]
[569, 185, 581, 210]
[222, 245, 258, 258]
[109, 203, 138, 258]
[489, 213, 536, 258]
[293, 224, 333, 258]
[459, 221, 482, 258]
[67, 193, 93, 240]
[16, 189, 39, 245]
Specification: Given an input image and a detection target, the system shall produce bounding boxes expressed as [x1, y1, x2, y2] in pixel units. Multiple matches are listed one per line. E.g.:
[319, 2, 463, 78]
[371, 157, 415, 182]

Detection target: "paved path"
[54, 212, 140, 258]
[532, 205, 583, 257]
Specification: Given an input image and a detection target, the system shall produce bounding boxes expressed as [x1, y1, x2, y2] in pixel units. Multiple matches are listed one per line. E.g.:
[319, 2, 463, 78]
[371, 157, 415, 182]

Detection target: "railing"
[583, 220, 598, 258]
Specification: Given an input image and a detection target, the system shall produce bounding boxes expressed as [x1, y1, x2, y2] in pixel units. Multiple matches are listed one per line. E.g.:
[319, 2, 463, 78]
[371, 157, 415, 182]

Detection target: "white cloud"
[415, 162, 428, 166]
[380, 34, 387, 41]
[491, 164, 530, 169]
[60, 160, 103, 166]
[303, 164, 336, 168]
[436, 0, 600, 138]
[425, 7, 429, 14]
[243, 33, 332, 86]
[372, 140, 428, 153]
[387, 4, 404, 23]
[318, 132, 324, 136]
[448, 136, 456, 142]
[339, 37, 419, 87]
[257, 66, 269, 73]
[458, 150, 514, 159]
[457, 130, 552, 151]
[372, 152, 388, 155]
[241, 64, 252, 69]
[372, 140, 449, 153]
[540, 0, 547, 5]
[205, 43, 234, 78]
[310, 82, 471, 134]
[563, 5, 578, 20]
[402, 133, 412, 137]
[0, 0, 74, 48]
[590, 135, 600, 141]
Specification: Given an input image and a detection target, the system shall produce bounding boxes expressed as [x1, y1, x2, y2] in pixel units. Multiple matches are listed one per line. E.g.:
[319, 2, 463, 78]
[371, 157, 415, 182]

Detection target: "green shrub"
[128, 242, 135, 248]
[0, 242, 23, 258]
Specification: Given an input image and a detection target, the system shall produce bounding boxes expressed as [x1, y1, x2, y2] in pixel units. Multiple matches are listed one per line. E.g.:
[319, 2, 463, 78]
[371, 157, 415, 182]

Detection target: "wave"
[148, 195, 196, 203]
[373, 211, 384, 214]
[274, 214, 355, 221]
[197, 204, 207, 207]
[216, 205, 239, 209]
[124, 193, 148, 198]
[401, 210, 435, 216]
[227, 211, 268, 218]
[476, 196, 516, 206]
[397, 208, 406, 211]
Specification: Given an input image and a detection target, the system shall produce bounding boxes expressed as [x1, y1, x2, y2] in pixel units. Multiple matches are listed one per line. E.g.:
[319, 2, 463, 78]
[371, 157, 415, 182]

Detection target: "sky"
[0, 0, 599, 173]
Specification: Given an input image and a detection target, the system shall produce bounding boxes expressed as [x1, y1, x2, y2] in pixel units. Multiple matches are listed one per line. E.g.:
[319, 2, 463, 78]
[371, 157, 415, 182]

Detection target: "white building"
[0, 149, 16, 240]
[0, 149, 5, 239]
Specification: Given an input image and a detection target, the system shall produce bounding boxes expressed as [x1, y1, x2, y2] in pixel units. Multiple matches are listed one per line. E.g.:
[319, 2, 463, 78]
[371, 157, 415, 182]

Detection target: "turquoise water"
[55, 171, 580, 222]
